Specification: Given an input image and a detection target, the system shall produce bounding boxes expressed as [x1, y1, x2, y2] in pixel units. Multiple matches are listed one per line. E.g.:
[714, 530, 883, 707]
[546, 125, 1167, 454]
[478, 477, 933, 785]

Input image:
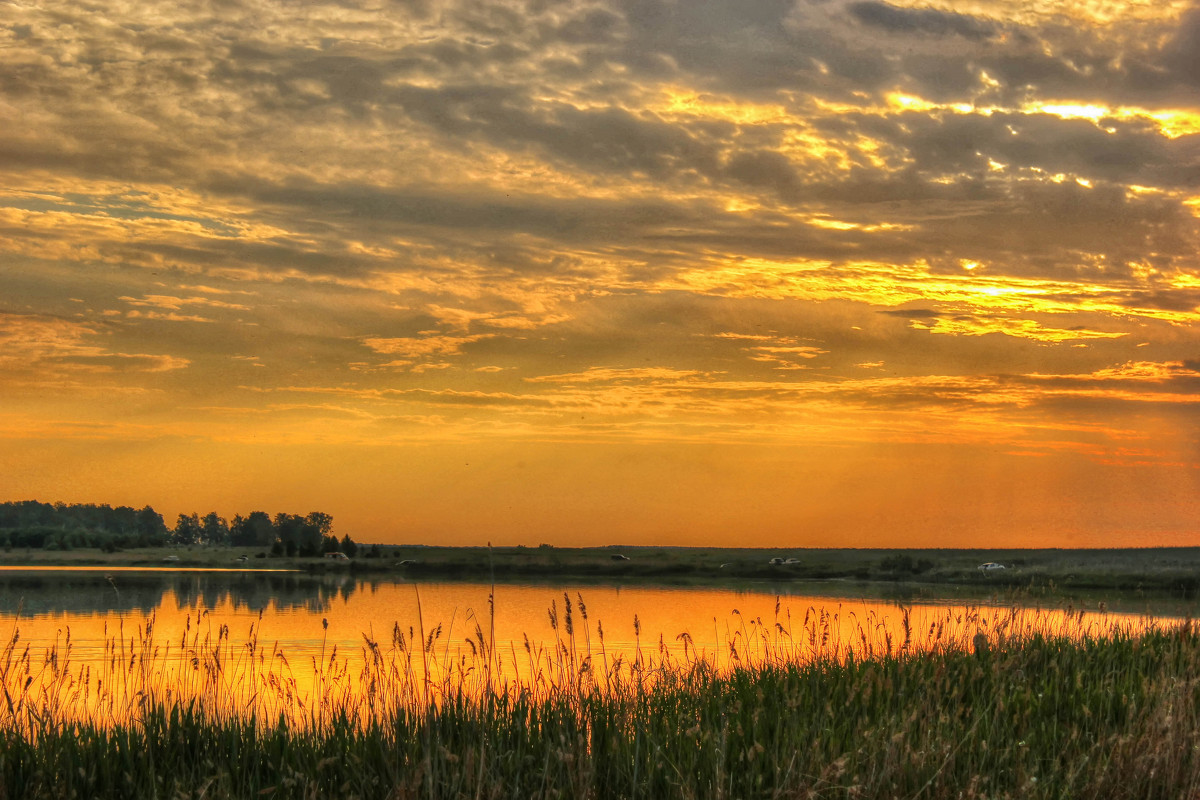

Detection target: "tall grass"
[2, 596, 1199, 798]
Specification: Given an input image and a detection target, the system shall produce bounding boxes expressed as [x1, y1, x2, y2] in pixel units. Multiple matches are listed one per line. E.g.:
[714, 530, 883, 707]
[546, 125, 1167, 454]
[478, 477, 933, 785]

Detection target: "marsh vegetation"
[12, 542, 1200, 599]
[2, 590, 1200, 798]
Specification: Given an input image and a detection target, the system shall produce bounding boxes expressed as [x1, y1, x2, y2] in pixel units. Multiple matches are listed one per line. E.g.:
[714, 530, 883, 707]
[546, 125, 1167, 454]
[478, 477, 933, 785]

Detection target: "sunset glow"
[1, 0, 1198, 547]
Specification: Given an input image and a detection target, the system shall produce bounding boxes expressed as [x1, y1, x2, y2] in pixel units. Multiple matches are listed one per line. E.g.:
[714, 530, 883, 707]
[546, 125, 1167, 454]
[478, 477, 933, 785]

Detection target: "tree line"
[175, 510, 358, 558]
[0, 501, 358, 557]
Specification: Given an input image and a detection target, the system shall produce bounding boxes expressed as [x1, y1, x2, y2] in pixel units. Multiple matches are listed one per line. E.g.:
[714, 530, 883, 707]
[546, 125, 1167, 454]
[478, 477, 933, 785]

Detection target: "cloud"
[1026, 359, 1200, 388]
[0, 312, 190, 373]
[119, 294, 251, 315]
[125, 310, 214, 323]
[526, 366, 713, 384]
[2, 0, 1200, 544]
[709, 332, 829, 370]
[846, 2, 1000, 41]
[427, 304, 571, 331]
[362, 333, 494, 360]
[61, 353, 192, 373]
[0, 313, 106, 364]
[1165, 4, 1200, 86]
[878, 308, 942, 319]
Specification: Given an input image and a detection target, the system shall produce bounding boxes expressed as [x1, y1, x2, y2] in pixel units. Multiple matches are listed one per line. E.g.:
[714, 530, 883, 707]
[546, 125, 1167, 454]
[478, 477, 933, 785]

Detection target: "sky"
[2, 0, 1199, 548]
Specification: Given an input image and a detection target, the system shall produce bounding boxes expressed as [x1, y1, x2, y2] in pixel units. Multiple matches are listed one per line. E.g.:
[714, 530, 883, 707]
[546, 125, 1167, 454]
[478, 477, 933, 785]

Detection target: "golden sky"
[2, 0, 1199, 547]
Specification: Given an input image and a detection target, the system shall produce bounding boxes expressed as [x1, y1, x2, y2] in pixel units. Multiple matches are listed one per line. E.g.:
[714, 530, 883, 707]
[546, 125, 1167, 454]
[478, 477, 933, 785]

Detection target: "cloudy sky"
[2, 0, 1199, 547]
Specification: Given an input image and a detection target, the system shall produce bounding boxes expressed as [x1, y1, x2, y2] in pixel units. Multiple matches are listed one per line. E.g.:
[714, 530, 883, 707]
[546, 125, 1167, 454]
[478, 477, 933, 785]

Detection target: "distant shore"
[4, 543, 1200, 596]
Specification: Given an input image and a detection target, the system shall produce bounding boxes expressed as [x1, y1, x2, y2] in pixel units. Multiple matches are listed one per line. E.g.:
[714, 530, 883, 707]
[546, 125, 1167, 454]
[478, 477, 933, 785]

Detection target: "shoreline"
[3, 543, 1200, 596]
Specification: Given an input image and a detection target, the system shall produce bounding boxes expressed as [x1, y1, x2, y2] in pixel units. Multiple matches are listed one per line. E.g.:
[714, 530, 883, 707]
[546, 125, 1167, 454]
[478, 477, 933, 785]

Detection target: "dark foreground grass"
[4, 613, 1200, 799]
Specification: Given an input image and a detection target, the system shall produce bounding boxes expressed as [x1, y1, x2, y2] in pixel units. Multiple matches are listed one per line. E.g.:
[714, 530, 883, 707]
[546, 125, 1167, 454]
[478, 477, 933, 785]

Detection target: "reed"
[1, 598, 1199, 798]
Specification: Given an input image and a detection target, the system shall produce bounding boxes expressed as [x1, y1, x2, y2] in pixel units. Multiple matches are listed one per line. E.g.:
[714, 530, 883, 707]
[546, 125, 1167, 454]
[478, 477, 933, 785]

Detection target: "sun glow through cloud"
[0, 0, 1198, 548]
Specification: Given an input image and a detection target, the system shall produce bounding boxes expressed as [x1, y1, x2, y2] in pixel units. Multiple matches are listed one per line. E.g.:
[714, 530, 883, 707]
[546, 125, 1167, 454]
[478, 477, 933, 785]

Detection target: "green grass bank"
[9, 544, 1200, 596]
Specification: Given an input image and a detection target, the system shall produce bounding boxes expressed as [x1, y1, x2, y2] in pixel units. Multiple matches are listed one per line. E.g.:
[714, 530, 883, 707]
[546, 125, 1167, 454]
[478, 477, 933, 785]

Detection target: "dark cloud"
[137, 238, 381, 280]
[295, 55, 387, 106]
[1118, 291, 1200, 313]
[234, 177, 697, 239]
[200, 173, 906, 274]
[1165, 4, 1200, 86]
[544, 7, 625, 44]
[3, 0, 1199, 335]
[958, 8, 1200, 106]
[801, 171, 1010, 230]
[905, 181, 1195, 278]
[885, 111, 1190, 188]
[898, 53, 984, 101]
[612, 0, 884, 97]
[724, 150, 805, 198]
[847, 1, 999, 41]
[0, 133, 198, 185]
[388, 0, 437, 19]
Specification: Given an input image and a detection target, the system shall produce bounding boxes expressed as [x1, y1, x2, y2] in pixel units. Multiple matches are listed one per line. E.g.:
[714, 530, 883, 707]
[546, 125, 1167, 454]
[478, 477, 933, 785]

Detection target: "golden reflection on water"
[0, 574, 1175, 727]
[4, 580, 1159, 662]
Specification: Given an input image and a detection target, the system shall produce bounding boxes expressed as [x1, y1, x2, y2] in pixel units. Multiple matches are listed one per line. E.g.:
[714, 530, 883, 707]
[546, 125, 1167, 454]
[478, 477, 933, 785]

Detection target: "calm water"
[0, 567, 1182, 662]
[0, 568, 1187, 724]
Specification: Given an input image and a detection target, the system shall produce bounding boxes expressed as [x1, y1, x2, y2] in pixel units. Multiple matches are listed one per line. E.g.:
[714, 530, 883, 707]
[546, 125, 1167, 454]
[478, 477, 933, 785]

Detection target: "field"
[2, 598, 1200, 798]
[7, 543, 1200, 595]
[6, 545, 1200, 796]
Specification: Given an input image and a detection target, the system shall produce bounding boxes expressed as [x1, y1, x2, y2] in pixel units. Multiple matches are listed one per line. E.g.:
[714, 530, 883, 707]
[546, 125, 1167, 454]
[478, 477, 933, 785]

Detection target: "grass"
[2, 596, 1200, 798]
[11, 544, 1200, 597]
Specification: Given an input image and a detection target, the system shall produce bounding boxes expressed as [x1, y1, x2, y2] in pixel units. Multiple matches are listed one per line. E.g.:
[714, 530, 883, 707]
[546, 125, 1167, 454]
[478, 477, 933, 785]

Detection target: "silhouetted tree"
[230, 511, 274, 548]
[0, 501, 338, 553]
[172, 513, 202, 546]
[137, 506, 168, 544]
[201, 512, 229, 547]
[273, 513, 324, 557]
[306, 512, 333, 543]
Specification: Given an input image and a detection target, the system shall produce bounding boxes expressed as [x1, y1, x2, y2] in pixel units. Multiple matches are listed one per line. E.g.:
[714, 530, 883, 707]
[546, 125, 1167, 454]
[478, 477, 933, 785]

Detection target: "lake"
[0, 568, 1186, 726]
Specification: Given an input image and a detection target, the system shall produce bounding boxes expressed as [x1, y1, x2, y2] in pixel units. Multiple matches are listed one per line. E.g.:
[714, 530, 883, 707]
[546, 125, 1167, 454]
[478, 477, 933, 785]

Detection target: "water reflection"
[0, 570, 1189, 728]
[0, 569, 355, 617]
[0, 570, 1187, 661]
